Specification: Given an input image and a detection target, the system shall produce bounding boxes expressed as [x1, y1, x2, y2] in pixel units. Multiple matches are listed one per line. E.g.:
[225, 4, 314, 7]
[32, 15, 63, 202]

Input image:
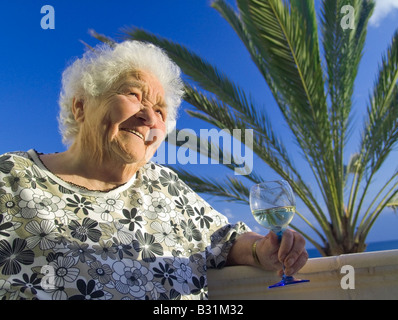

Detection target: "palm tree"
[93, 0, 398, 256]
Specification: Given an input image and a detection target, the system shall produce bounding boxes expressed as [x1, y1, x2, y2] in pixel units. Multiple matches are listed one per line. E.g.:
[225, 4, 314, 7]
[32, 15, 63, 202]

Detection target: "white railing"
[208, 249, 398, 300]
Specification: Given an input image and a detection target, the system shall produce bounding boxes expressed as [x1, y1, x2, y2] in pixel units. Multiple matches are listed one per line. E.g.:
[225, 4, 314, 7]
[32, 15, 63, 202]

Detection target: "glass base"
[268, 275, 310, 289]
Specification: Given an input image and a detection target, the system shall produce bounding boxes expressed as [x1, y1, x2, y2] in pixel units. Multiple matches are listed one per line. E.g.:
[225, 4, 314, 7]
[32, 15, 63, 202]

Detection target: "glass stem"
[276, 230, 291, 280]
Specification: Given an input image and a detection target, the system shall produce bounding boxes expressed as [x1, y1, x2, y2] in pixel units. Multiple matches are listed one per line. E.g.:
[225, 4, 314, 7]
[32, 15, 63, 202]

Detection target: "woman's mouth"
[121, 128, 144, 140]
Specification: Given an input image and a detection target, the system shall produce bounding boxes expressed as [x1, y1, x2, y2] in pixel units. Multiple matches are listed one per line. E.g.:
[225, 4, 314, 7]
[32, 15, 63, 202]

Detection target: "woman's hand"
[255, 230, 308, 276]
[226, 230, 308, 276]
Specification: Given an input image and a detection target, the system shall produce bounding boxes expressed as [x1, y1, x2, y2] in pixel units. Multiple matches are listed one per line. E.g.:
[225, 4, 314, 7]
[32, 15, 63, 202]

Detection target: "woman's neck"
[40, 147, 140, 192]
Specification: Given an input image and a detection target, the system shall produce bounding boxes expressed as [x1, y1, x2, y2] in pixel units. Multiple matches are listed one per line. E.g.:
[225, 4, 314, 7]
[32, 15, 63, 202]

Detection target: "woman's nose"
[137, 105, 157, 127]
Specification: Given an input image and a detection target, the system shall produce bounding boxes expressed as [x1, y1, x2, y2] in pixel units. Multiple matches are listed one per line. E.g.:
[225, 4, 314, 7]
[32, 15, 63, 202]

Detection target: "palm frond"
[89, 29, 116, 47]
[237, 0, 328, 138]
[364, 30, 398, 171]
[321, 0, 375, 226]
[173, 86, 331, 236]
[350, 30, 398, 226]
[182, 84, 321, 205]
[175, 167, 250, 204]
[123, 27, 260, 122]
[237, 0, 347, 238]
[387, 193, 398, 212]
[211, 0, 289, 111]
[322, 0, 374, 114]
[356, 176, 398, 244]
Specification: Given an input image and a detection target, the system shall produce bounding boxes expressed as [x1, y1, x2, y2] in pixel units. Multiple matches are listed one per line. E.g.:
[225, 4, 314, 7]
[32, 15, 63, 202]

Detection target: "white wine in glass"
[250, 180, 309, 288]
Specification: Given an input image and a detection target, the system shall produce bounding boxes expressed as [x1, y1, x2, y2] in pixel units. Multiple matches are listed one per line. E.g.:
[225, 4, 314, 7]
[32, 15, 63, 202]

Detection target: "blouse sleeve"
[205, 219, 251, 269]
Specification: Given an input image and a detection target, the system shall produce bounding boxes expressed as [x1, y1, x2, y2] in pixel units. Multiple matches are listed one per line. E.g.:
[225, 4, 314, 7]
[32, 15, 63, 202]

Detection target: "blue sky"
[0, 1, 397, 249]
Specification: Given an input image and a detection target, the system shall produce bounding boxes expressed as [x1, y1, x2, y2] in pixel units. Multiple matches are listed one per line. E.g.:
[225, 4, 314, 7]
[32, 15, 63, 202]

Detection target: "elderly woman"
[0, 41, 308, 300]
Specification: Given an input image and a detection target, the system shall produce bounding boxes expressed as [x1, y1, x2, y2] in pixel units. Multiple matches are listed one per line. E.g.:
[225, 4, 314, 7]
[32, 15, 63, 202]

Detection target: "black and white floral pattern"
[0, 150, 249, 300]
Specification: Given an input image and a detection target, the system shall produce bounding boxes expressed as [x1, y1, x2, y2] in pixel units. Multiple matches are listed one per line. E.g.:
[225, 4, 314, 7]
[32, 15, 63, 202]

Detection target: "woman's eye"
[156, 110, 165, 120]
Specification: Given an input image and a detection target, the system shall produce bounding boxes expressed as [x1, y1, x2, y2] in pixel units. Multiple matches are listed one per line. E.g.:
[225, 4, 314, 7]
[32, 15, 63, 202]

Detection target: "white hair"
[58, 40, 184, 145]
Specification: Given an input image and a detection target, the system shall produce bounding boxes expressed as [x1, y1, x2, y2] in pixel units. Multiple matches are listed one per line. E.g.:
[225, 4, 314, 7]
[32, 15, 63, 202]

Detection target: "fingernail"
[286, 258, 294, 267]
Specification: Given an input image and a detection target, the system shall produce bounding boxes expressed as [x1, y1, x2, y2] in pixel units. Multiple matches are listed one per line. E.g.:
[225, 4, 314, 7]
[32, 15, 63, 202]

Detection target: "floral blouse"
[0, 150, 249, 300]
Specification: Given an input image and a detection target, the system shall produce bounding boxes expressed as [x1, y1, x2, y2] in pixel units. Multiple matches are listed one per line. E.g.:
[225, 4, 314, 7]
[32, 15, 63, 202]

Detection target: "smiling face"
[76, 70, 167, 167]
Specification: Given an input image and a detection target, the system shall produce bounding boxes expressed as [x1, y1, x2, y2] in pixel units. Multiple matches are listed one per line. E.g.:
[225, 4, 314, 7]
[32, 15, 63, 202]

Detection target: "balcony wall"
[207, 249, 398, 300]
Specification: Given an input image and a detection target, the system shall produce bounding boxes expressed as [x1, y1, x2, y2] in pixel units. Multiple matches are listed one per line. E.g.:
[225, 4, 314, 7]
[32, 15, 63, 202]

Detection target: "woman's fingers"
[278, 229, 308, 276]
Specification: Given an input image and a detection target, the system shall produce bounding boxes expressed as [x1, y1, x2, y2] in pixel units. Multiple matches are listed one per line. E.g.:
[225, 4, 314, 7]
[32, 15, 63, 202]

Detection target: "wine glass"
[249, 180, 309, 288]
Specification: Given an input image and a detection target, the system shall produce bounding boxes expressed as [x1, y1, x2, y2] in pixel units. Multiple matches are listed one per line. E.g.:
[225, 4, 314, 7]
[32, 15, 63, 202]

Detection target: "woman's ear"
[72, 97, 85, 122]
